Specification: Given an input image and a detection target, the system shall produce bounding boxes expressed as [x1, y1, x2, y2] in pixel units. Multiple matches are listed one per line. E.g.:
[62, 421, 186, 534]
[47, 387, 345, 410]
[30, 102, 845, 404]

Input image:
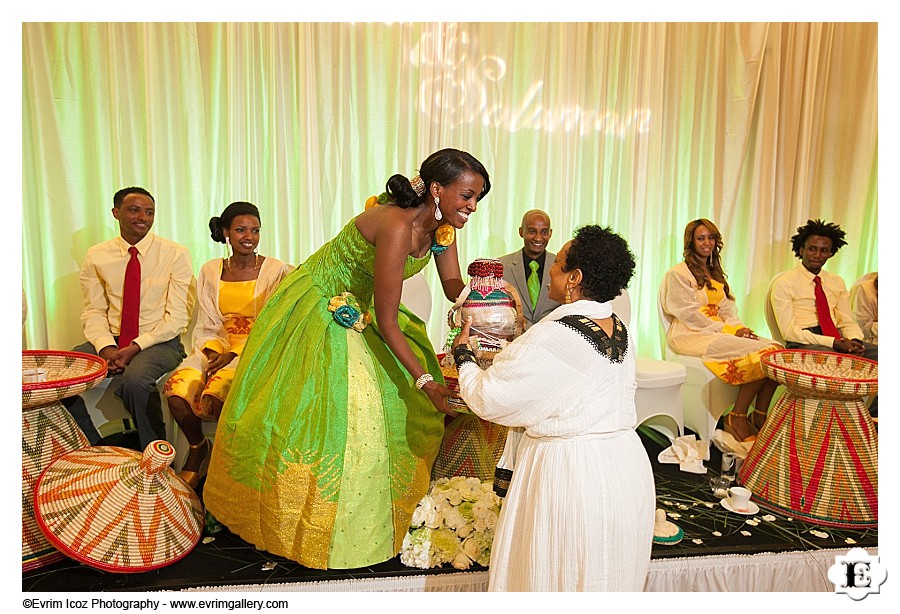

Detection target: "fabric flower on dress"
[364, 192, 392, 210]
[431, 224, 456, 255]
[328, 292, 372, 332]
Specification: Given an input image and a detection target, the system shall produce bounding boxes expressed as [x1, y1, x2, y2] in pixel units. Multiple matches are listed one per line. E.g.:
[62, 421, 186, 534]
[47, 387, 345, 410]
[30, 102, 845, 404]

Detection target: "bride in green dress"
[203, 149, 491, 569]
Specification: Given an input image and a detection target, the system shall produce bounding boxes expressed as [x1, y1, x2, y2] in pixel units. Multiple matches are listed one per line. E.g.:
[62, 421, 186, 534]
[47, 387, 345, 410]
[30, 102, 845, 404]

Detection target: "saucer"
[720, 497, 759, 515]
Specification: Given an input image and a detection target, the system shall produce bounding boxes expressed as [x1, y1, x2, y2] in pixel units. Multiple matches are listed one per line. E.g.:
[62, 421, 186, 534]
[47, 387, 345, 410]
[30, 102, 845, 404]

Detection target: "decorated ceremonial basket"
[430, 259, 521, 481]
[34, 440, 205, 573]
[739, 350, 878, 528]
[22, 350, 108, 571]
[438, 353, 469, 414]
[443, 258, 521, 413]
[451, 259, 518, 353]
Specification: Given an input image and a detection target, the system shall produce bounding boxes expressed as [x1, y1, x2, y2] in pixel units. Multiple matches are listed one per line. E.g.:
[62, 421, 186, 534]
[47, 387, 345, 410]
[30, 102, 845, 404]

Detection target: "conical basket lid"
[34, 440, 204, 572]
[23, 350, 108, 410]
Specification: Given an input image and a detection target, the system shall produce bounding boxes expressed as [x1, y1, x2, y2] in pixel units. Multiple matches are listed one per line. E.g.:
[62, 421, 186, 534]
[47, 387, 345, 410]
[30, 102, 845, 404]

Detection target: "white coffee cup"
[23, 368, 47, 383]
[727, 486, 752, 512]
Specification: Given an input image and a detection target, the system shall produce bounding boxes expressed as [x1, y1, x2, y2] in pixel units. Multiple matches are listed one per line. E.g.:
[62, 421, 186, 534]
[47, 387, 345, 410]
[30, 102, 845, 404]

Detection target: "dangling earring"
[434, 196, 443, 221]
[224, 236, 231, 269]
[565, 285, 572, 304]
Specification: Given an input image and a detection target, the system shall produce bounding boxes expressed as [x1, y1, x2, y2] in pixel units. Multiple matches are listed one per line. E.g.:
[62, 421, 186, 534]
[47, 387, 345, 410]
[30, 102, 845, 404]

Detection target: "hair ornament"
[410, 175, 426, 197]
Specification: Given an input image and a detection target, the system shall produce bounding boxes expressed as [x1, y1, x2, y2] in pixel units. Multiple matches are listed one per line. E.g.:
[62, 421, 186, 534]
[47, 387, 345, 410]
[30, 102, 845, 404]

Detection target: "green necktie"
[527, 260, 540, 310]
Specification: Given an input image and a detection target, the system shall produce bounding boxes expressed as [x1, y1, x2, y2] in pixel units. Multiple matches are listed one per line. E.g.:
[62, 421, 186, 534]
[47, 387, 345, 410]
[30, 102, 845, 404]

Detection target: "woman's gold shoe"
[178, 438, 211, 489]
[724, 411, 756, 443]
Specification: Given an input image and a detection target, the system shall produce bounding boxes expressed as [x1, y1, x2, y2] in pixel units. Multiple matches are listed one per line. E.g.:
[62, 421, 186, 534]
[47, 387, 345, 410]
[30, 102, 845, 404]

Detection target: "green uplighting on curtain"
[22, 22, 877, 355]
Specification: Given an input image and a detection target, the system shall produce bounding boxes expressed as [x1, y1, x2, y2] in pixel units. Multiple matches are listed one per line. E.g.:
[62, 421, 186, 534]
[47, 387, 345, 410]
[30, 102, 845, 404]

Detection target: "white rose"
[443, 506, 467, 530]
[472, 498, 490, 518]
[451, 551, 473, 570]
[410, 496, 433, 526]
[423, 505, 444, 529]
[485, 510, 499, 530]
[462, 537, 481, 559]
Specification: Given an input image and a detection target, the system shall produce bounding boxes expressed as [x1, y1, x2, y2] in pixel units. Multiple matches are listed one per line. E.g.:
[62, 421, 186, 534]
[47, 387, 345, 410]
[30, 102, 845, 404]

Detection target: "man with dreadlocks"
[770, 219, 877, 362]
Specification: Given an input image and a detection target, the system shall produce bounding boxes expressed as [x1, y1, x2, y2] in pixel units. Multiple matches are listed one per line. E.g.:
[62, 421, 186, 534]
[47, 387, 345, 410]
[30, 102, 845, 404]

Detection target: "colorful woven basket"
[451, 258, 518, 354]
[22, 350, 108, 571]
[34, 440, 205, 573]
[760, 349, 878, 400]
[23, 350, 108, 410]
[740, 350, 877, 528]
[437, 353, 473, 414]
[432, 350, 509, 482]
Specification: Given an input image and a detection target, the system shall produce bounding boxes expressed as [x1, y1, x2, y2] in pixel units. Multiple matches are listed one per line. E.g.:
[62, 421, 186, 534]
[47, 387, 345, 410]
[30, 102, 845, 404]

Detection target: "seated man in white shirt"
[770, 219, 876, 361]
[851, 272, 878, 345]
[63, 187, 196, 448]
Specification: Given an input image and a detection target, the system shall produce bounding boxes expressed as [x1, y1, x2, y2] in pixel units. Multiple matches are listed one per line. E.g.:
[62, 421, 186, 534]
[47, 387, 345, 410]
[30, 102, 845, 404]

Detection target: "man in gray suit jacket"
[498, 209, 561, 329]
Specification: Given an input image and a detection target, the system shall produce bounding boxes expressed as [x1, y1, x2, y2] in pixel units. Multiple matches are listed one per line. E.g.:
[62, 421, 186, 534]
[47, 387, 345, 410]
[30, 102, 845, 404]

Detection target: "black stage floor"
[22, 428, 877, 592]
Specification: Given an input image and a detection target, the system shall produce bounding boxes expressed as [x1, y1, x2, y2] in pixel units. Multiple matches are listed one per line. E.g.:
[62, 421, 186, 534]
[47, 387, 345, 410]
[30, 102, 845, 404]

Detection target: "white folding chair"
[657, 278, 738, 442]
[612, 289, 685, 442]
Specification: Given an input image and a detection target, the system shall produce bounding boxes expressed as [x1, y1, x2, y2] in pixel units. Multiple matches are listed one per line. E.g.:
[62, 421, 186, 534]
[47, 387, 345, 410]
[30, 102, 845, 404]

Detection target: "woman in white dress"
[452, 225, 655, 591]
[662, 219, 781, 442]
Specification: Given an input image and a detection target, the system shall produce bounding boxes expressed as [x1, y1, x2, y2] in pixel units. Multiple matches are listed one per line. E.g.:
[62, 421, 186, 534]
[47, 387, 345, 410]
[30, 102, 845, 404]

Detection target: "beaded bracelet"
[415, 373, 434, 390]
[453, 345, 477, 369]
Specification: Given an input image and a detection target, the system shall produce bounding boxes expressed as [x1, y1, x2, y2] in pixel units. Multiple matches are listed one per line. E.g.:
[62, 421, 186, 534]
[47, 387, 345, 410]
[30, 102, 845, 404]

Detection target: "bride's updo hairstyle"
[209, 201, 261, 243]
[385, 148, 492, 209]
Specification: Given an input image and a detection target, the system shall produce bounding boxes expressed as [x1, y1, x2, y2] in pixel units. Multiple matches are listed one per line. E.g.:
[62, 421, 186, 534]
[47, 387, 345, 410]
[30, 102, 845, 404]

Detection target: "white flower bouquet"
[400, 476, 503, 570]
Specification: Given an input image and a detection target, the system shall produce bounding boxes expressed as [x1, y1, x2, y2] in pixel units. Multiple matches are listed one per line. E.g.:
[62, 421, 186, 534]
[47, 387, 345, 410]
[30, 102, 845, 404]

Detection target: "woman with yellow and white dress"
[164, 202, 291, 488]
[662, 219, 781, 442]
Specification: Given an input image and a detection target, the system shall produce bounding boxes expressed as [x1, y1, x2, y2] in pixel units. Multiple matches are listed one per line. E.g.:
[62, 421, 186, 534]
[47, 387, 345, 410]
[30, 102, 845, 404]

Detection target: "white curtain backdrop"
[22, 22, 877, 355]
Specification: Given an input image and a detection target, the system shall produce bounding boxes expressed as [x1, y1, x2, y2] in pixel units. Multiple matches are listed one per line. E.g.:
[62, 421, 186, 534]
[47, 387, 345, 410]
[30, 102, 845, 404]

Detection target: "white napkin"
[710, 429, 754, 459]
[658, 434, 710, 474]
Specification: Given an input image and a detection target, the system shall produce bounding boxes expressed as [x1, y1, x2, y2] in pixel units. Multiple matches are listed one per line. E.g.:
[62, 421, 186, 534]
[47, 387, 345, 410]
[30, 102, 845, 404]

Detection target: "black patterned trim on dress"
[453, 345, 478, 369]
[555, 314, 628, 363]
[493, 467, 513, 498]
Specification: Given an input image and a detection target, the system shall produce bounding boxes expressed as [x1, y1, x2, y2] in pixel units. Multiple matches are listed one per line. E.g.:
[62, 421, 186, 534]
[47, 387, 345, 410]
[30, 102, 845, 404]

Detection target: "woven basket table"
[22, 350, 107, 571]
[738, 350, 877, 528]
[432, 353, 507, 482]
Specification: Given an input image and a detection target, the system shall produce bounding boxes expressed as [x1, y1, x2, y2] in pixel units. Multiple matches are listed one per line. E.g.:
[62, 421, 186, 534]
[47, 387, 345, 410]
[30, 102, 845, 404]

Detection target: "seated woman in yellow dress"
[164, 202, 291, 488]
[662, 219, 781, 442]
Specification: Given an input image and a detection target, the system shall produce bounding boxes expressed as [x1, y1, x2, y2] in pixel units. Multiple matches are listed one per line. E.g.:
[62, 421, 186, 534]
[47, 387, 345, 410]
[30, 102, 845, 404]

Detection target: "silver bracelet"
[415, 373, 434, 390]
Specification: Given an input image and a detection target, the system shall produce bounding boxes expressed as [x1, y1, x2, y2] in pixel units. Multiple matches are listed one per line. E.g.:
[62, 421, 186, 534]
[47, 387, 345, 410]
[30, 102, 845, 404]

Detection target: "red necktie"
[118, 246, 141, 348]
[813, 275, 840, 339]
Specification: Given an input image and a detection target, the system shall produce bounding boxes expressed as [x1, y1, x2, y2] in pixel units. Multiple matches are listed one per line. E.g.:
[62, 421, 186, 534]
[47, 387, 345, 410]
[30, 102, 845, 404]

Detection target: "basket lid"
[34, 440, 204, 573]
[652, 509, 684, 545]
[22, 350, 108, 409]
